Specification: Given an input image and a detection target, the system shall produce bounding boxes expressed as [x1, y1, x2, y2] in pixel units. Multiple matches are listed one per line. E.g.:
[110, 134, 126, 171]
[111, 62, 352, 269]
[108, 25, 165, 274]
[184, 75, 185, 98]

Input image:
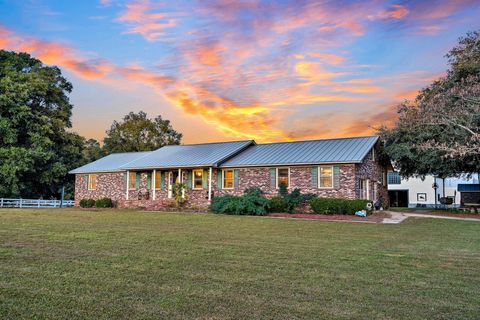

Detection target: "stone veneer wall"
[214, 165, 357, 199]
[355, 150, 389, 205]
[75, 156, 389, 210]
[74, 173, 125, 206]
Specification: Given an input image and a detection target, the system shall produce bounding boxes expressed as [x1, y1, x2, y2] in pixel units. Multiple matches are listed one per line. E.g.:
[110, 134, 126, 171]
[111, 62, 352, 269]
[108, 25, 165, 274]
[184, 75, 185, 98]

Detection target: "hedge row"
[310, 198, 370, 215]
[210, 187, 371, 216]
[79, 198, 114, 208]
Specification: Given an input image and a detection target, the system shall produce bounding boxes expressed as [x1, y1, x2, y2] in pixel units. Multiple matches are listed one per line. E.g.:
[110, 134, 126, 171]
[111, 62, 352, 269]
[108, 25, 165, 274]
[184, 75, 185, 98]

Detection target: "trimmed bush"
[243, 187, 264, 197]
[269, 196, 287, 213]
[79, 198, 95, 208]
[284, 188, 317, 213]
[95, 197, 114, 208]
[310, 198, 370, 215]
[210, 188, 270, 216]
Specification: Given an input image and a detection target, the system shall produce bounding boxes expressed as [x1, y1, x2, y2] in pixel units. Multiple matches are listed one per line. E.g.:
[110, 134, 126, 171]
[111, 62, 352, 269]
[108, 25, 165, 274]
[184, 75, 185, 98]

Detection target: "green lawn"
[1, 209, 479, 319]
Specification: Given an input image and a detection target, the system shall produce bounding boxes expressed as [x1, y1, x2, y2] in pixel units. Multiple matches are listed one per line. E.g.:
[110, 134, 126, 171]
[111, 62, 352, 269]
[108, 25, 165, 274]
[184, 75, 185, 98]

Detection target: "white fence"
[0, 198, 74, 208]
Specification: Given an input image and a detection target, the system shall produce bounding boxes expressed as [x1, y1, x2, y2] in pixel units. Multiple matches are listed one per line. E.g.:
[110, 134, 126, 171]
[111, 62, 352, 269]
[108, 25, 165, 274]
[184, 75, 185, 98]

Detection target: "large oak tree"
[379, 31, 480, 178]
[103, 111, 182, 153]
[0, 50, 84, 198]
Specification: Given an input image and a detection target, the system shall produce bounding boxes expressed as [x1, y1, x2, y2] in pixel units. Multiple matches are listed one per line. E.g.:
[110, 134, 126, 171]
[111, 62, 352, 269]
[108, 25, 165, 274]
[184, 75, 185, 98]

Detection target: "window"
[277, 168, 289, 188]
[155, 171, 161, 189]
[128, 172, 136, 190]
[319, 166, 333, 188]
[193, 169, 203, 189]
[88, 174, 97, 190]
[359, 179, 367, 199]
[388, 172, 401, 185]
[381, 170, 387, 186]
[223, 169, 234, 189]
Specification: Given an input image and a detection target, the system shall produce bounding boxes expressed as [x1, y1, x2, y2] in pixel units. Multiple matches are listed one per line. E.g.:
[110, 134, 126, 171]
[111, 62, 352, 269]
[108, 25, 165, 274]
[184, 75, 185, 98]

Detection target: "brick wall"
[215, 165, 357, 199]
[355, 150, 389, 205]
[75, 157, 389, 210]
[74, 173, 125, 206]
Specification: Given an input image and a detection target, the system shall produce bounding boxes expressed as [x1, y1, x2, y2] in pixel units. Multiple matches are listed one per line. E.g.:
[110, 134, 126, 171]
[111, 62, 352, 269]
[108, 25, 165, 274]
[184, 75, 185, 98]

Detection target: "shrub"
[95, 197, 114, 208]
[210, 188, 270, 216]
[244, 187, 263, 197]
[283, 188, 317, 213]
[79, 198, 95, 208]
[310, 198, 370, 215]
[278, 183, 288, 197]
[269, 196, 287, 213]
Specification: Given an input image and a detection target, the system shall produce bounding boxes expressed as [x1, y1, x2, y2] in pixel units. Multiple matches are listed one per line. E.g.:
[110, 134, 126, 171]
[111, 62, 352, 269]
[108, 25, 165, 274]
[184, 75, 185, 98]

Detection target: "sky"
[0, 0, 479, 144]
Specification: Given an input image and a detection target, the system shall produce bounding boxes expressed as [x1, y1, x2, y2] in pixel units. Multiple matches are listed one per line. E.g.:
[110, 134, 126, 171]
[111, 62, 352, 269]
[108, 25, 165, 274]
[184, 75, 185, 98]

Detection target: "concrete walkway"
[382, 211, 408, 224]
[382, 211, 480, 224]
[403, 213, 480, 222]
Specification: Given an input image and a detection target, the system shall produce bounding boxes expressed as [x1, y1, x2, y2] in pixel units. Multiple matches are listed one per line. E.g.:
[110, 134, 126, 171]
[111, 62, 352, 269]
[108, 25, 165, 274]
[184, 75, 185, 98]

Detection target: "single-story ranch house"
[70, 136, 391, 210]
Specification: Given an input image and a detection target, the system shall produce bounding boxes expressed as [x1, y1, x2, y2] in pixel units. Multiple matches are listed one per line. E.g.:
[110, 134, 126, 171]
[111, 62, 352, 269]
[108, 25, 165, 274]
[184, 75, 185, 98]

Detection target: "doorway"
[388, 190, 409, 207]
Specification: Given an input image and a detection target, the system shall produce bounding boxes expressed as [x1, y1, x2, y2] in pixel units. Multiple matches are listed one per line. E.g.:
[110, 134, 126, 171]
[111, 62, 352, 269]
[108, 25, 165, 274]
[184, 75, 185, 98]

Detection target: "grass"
[0, 209, 479, 319]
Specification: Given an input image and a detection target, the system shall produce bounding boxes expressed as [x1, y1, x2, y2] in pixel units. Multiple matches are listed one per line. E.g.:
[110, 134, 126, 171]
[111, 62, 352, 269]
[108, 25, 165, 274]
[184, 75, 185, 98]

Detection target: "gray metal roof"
[220, 136, 379, 167]
[69, 152, 151, 174]
[120, 140, 254, 169]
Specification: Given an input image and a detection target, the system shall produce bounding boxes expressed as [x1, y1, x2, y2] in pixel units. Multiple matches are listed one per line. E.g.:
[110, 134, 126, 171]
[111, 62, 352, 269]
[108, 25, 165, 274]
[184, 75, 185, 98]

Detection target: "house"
[387, 172, 480, 208]
[70, 136, 390, 210]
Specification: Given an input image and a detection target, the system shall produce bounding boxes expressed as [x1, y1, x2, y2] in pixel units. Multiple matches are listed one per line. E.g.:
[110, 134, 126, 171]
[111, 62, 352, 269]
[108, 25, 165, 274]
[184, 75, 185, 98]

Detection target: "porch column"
[178, 168, 184, 198]
[208, 167, 212, 201]
[152, 169, 156, 200]
[126, 170, 129, 200]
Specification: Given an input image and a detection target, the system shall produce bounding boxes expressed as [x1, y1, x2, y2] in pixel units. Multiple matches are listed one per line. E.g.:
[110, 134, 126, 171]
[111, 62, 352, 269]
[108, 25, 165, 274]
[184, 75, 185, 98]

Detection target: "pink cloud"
[117, 0, 176, 41]
[368, 4, 409, 20]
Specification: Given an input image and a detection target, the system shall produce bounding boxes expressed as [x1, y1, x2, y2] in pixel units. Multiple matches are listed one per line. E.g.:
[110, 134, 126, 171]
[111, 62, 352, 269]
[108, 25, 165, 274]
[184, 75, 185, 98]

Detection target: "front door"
[168, 171, 180, 198]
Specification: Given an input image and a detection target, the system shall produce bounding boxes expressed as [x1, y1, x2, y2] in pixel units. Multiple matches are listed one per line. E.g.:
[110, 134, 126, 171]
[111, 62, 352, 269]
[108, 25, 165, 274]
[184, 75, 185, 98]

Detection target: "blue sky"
[1, 0, 479, 143]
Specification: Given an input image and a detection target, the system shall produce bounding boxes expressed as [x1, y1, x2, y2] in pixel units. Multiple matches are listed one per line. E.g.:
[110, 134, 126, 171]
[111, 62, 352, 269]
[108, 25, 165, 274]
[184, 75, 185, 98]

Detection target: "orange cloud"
[117, 0, 176, 41]
[368, 4, 409, 20]
[306, 52, 346, 65]
[0, 26, 112, 80]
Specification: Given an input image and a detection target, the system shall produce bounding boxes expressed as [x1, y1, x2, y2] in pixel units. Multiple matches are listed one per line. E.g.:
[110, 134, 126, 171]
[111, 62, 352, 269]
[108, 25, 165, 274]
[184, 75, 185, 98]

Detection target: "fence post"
[0, 198, 3, 207]
[38, 199, 40, 208]
[19, 198, 22, 208]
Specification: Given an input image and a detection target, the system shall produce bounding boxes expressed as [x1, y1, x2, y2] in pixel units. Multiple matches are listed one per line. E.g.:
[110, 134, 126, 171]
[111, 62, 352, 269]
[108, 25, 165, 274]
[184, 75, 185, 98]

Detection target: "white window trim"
[372, 148, 376, 161]
[318, 166, 334, 189]
[192, 169, 204, 190]
[87, 174, 97, 190]
[222, 169, 235, 189]
[276, 167, 290, 189]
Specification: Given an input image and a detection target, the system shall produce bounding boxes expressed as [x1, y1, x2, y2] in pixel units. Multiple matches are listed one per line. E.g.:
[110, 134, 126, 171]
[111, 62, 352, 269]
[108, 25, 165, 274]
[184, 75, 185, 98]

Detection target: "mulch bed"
[267, 212, 390, 223]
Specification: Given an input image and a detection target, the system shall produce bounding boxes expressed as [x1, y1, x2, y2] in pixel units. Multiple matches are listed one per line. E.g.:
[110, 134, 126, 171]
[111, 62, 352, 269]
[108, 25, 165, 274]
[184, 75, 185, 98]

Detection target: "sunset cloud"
[117, 0, 176, 41]
[1, 0, 477, 143]
[368, 4, 409, 20]
[0, 26, 113, 80]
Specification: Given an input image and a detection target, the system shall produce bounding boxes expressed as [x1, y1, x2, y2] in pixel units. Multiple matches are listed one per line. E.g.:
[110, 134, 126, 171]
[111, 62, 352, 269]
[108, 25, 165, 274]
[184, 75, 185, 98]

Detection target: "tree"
[103, 111, 182, 153]
[83, 139, 105, 163]
[0, 50, 85, 198]
[379, 31, 480, 178]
